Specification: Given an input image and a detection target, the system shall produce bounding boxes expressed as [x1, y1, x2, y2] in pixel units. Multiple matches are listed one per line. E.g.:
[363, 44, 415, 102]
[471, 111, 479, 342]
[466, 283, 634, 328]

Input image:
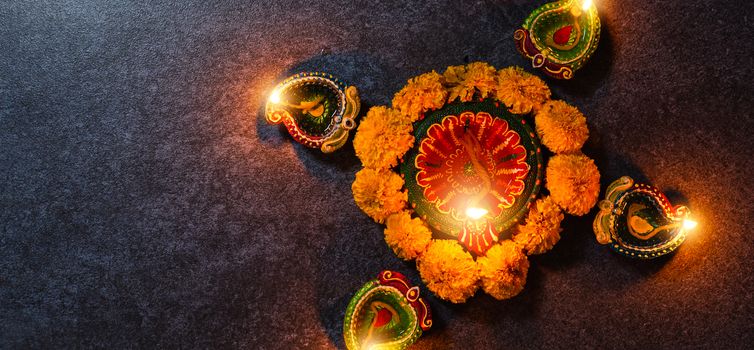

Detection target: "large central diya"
[401, 100, 543, 255]
[352, 63, 602, 303]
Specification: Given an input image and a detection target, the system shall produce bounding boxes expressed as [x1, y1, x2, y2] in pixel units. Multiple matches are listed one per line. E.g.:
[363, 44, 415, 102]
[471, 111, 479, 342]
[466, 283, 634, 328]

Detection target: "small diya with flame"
[594, 177, 698, 259]
[266, 72, 360, 153]
[515, 0, 601, 79]
[343, 271, 432, 350]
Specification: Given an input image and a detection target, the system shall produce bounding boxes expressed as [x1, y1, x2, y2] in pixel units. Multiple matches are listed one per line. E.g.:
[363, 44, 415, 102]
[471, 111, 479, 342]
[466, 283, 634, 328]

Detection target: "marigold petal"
[545, 153, 601, 216]
[353, 106, 414, 169]
[496, 66, 551, 114]
[535, 100, 589, 153]
[352, 168, 407, 223]
[384, 210, 432, 261]
[417, 239, 479, 303]
[513, 196, 564, 255]
[477, 240, 529, 300]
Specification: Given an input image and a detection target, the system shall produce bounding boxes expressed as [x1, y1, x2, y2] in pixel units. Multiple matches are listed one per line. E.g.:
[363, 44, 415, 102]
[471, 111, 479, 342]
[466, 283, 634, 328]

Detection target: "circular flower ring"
[352, 63, 601, 303]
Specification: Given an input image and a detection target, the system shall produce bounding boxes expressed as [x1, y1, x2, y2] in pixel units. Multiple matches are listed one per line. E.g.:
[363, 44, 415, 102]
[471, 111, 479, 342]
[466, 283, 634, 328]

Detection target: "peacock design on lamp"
[266, 72, 360, 153]
[593, 177, 698, 259]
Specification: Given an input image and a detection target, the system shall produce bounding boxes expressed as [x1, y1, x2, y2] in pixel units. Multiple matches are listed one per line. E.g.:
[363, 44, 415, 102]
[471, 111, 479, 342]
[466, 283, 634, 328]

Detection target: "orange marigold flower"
[384, 210, 432, 261]
[476, 240, 529, 300]
[353, 106, 414, 169]
[392, 71, 448, 122]
[535, 100, 589, 154]
[496, 66, 551, 114]
[417, 239, 479, 303]
[545, 153, 601, 216]
[352, 168, 407, 223]
[443, 62, 498, 103]
[513, 196, 564, 255]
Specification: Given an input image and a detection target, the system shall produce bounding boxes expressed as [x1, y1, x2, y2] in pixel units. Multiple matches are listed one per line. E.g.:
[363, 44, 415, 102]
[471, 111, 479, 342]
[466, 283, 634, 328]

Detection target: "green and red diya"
[266, 72, 360, 153]
[593, 177, 698, 259]
[343, 271, 432, 350]
[515, 0, 601, 79]
[401, 99, 543, 256]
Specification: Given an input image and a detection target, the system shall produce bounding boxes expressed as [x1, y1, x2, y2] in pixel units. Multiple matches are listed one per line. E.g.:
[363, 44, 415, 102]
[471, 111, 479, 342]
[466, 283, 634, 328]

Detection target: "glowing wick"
[269, 89, 282, 104]
[582, 0, 593, 10]
[682, 219, 698, 230]
[466, 207, 488, 220]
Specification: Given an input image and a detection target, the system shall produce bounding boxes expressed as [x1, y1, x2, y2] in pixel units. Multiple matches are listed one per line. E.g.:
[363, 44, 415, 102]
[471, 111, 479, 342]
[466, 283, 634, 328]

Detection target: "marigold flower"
[496, 66, 551, 114]
[546, 153, 601, 216]
[476, 240, 529, 300]
[352, 168, 407, 223]
[384, 210, 432, 261]
[353, 106, 414, 169]
[513, 196, 564, 255]
[392, 71, 448, 122]
[443, 62, 497, 103]
[417, 239, 479, 303]
[535, 100, 589, 153]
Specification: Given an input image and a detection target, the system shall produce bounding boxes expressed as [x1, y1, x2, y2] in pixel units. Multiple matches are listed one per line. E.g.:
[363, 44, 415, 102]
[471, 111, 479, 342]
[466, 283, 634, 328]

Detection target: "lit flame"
[466, 207, 488, 220]
[682, 219, 698, 230]
[269, 89, 282, 104]
[582, 0, 593, 10]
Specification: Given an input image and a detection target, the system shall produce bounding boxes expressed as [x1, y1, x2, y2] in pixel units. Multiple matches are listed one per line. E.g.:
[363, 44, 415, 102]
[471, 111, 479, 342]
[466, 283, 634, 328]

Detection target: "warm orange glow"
[683, 219, 698, 230]
[268, 89, 282, 104]
[466, 207, 488, 220]
[582, 0, 593, 10]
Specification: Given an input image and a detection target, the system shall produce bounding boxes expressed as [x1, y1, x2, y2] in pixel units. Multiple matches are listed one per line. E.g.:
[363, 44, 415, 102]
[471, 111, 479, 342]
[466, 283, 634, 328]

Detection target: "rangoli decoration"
[593, 176, 697, 259]
[343, 270, 432, 350]
[515, 0, 601, 79]
[266, 72, 360, 153]
[351, 62, 602, 303]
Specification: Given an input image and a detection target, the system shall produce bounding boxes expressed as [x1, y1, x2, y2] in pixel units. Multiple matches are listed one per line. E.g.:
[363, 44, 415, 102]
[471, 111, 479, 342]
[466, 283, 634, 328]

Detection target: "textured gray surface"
[1, 0, 753, 348]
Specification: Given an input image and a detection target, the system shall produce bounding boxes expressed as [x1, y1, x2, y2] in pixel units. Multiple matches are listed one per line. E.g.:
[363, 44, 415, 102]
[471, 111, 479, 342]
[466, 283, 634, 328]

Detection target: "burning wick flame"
[682, 219, 698, 230]
[269, 89, 282, 104]
[582, 0, 593, 10]
[466, 207, 488, 220]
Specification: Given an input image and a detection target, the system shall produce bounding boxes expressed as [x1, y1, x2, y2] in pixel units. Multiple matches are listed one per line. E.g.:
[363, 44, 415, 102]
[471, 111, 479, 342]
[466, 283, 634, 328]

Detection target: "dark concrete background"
[1, 0, 753, 348]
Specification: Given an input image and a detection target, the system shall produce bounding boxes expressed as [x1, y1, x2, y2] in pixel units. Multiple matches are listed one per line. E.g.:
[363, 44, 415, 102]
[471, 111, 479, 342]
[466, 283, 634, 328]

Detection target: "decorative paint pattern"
[401, 100, 542, 255]
[265, 72, 360, 153]
[343, 271, 432, 350]
[514, 0, 601, 79]
[593, 176, 693, 259]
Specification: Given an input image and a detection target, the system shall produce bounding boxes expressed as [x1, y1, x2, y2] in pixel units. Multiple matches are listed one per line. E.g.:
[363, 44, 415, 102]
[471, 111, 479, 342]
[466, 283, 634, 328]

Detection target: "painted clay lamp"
[593, 176, 698, 259]
[266, 72, 360, 153]
[514, 0, 601, 79]
[343, 271, 432, 350]
[401, 101, 543, 256]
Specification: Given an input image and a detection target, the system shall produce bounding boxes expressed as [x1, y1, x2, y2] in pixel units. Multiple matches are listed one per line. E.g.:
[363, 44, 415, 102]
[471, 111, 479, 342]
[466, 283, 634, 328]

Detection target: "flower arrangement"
[352, 62, 601, 303]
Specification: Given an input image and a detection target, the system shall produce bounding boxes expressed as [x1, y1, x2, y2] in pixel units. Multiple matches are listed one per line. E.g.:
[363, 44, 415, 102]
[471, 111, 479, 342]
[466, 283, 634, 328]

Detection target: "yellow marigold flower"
[496, 66, 551, 114]
[353, 106, 414, 169]
[476, 240, 529, 300]
[392, 71, 448, 122]
[443, 62, 498, 103]
[352, 168, 407, 223]
[417, 239, 479, 303]
[513, 196, 564, 255]
[546, 153, 601, 216]
[384, 210, 432, 261]
[535, 100, 589, 154]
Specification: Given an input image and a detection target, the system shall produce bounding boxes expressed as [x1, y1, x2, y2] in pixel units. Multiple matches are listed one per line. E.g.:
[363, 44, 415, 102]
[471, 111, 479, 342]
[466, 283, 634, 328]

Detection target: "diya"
[352, 62, 602, 303]
[400, 99, 543, 256]
[593, 176, 698, 259]
[343, 270, 432, 350]
[265, 72, 360, 153]
[514, 0, 601, 79]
